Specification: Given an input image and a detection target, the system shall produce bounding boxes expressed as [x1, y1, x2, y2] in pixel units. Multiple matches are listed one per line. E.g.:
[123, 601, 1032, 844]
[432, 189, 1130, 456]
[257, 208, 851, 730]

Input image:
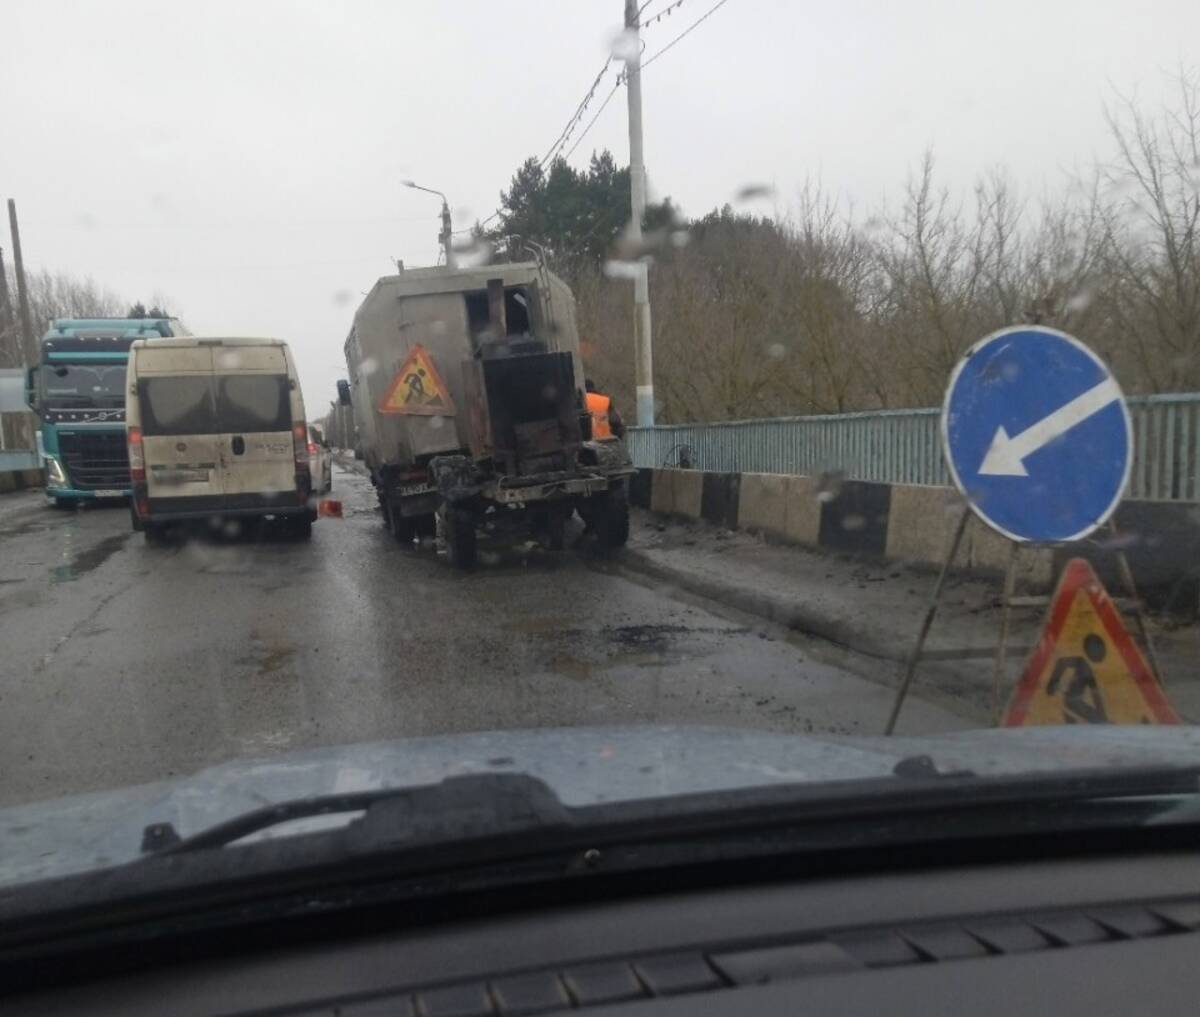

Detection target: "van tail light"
[128, 426, 145, 483]
[294, 422, 312, 503]
[293, 422, 309, 466]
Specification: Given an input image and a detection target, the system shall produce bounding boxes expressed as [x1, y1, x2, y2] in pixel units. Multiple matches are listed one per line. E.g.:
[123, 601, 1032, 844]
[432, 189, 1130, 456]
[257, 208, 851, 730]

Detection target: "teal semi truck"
[24, 318, 188, 506]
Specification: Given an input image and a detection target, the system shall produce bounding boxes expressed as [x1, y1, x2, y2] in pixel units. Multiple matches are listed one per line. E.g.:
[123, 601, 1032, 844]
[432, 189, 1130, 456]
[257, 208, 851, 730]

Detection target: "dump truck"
[341, 261, 635, 567]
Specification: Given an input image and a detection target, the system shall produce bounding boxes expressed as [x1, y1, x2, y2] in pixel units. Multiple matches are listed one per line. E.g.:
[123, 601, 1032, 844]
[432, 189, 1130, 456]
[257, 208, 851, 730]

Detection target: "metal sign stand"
[885, 513, 1165, 735]
[883, 506, 971, 735]
[986, 518, 1164, 719]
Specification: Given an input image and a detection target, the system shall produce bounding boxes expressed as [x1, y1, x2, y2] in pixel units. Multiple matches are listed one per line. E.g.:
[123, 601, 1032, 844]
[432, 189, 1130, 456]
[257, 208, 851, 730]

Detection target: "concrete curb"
[617, 547, 904, 665]
[632, 466, 1200, 605]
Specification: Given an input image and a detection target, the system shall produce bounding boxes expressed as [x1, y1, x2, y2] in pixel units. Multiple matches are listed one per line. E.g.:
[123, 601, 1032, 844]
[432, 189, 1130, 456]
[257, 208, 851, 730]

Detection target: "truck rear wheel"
[443, 507, 477, 569]
[387, 499, 417, 545]
[594, 483, 630, 552]
[537, 507, 567, 551]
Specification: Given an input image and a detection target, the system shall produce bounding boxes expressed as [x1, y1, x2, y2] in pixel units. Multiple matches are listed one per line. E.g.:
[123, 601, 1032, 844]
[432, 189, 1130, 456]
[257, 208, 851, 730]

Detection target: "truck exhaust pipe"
[486, 278, 507, 340]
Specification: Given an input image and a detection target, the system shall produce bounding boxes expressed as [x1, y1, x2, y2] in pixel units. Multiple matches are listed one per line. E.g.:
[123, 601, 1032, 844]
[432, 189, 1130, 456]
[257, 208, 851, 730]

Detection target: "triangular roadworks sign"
[378, 344, 456, 416]
[1003, 558, 1178, 727]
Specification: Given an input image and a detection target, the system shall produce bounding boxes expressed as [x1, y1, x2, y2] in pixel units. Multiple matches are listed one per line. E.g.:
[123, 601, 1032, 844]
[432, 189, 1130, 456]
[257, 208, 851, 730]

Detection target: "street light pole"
[402, 180, 455, 268]
[623, 0, 655, 426]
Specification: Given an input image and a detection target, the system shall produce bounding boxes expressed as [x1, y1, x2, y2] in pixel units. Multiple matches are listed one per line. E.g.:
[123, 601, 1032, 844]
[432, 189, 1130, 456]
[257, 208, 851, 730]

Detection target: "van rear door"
[136, 346, 225, 502]
[213, 345, 297, 504]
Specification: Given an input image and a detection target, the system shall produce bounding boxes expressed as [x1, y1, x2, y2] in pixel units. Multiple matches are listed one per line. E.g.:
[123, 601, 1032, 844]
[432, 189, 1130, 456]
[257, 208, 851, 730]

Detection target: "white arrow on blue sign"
[941, 326, 1132, 544]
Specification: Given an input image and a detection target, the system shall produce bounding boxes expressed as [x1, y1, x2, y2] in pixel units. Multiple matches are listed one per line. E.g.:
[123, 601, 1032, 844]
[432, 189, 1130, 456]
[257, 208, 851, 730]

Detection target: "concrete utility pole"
[0, 244, 31, 451]
[7, 200, 37, 366]
[0, 247, 14, 361]
[403, 180, 455, 269]
[624, 0, 655, 425]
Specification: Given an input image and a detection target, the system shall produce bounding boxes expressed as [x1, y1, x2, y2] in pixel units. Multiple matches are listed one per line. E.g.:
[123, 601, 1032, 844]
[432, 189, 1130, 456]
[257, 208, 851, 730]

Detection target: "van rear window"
[139, 374, 291, 435]
[215, 375, 292, 433]
[139, 376, 218, 436]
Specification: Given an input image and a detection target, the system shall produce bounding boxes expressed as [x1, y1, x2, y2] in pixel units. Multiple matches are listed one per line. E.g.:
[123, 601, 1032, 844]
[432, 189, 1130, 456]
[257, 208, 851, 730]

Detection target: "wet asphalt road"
[0, 465, 963, 807]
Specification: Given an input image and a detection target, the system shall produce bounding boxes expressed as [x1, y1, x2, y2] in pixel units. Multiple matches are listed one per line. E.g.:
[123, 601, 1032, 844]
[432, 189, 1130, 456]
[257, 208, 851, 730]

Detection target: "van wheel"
[594, 483, 630, 553]
[443, 507, 477, 569]
[292, 515, 313, 541]
[416, 514, 437, 539]
[129, 505, 144, 532]
[144, 523, 169, 546]
[52, 498, 75, 511]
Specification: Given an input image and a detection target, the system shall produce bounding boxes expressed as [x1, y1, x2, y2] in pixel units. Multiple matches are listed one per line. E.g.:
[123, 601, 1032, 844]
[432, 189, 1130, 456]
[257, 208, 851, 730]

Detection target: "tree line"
[0, 268, 173, 447]
[0, 264, 173, 369]
[484, 71, 1200, 423]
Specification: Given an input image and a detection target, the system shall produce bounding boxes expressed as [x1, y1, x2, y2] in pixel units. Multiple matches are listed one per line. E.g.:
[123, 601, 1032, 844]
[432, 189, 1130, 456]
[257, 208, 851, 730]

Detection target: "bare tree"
[1096, 68, 1200, 391]
[568, 77, 1200, 426]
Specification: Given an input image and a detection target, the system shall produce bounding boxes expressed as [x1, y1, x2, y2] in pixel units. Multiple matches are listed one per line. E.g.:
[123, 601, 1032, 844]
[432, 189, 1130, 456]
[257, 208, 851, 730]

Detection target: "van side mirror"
[24, 366, 39, 411]
[336, 379, 351, 406]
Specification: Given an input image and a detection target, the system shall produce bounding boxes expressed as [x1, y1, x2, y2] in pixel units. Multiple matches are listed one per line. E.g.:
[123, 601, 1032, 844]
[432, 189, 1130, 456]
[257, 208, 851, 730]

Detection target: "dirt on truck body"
[341, 261, 635, 567]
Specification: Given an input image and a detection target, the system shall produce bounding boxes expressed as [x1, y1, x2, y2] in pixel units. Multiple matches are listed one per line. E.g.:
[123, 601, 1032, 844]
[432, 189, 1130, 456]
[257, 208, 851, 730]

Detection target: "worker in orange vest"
[585, 379, 625, 440]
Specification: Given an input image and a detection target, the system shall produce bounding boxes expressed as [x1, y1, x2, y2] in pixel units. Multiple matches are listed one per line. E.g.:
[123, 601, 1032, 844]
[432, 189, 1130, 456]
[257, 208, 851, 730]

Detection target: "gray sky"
[3, 0, 1196, 408]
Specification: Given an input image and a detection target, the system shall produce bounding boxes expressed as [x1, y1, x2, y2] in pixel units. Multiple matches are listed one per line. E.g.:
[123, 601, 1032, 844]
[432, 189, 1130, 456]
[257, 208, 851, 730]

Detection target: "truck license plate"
[93, 489, 125, 498]
[400, 482, 435, 496]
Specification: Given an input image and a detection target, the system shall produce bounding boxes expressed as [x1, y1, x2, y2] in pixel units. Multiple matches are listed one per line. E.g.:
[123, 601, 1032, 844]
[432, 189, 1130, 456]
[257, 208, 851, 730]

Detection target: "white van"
[125, 337, 317, 542]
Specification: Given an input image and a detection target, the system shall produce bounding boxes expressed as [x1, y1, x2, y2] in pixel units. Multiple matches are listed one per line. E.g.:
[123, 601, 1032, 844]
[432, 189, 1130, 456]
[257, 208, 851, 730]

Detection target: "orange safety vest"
[586, 392, 613, 439]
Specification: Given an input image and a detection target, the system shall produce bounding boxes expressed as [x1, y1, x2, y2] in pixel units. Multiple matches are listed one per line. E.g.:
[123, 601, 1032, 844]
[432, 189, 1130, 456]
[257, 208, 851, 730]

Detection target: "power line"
[565, 75, 625, 160]
[565, 0, 731, 162]
[637, 0, 687, 27]
[539, 58, 613, 169]
[469, 0, 729, 232]
[642, 0, 731, 69]
[456, 56, 615, 234]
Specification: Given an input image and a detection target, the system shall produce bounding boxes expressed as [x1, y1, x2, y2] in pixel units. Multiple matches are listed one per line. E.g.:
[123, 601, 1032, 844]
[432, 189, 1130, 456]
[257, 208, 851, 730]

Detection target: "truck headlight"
[45, 456, 68, 486]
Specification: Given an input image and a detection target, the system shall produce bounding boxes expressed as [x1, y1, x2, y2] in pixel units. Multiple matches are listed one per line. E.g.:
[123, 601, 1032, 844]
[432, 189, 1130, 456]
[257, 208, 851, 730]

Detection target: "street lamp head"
[403, 179, 445, 201]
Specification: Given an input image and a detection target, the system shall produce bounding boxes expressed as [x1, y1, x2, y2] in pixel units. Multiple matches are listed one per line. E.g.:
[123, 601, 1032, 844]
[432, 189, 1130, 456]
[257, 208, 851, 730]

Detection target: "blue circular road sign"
[941, 326, 1131, 544]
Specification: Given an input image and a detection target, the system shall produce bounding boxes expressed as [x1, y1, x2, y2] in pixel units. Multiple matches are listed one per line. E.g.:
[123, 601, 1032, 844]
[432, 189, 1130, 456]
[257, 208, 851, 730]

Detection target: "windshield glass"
[43, 362, 126, 409]
[1, 0, 1198, 898]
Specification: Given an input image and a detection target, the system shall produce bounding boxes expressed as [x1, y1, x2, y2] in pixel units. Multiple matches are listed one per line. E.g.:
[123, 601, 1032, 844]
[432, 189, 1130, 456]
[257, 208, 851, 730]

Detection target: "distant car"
[308, 441, 332, 494]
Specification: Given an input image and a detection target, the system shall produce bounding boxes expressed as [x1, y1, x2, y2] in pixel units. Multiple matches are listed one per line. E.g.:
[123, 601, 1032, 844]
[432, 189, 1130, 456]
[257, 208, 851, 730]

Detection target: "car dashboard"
[10, 847, 1200, 1016]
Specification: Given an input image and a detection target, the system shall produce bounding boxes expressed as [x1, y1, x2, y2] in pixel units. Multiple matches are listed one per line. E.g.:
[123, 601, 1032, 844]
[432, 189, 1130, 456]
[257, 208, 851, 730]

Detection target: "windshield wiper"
[141, 763, 1200, 861]
[139, 753, 973, 854]
[5, 765, 1200, 959]
[142, 775, 571, 856]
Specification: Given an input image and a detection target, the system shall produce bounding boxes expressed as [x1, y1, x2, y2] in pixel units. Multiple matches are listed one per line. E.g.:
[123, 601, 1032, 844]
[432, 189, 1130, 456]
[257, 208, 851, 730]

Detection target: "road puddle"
[49, 533, 131, 583]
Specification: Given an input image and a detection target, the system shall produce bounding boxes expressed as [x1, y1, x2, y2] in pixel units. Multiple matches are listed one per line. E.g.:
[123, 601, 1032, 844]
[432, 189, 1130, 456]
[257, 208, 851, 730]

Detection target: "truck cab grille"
[58, 431, 131, 490]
